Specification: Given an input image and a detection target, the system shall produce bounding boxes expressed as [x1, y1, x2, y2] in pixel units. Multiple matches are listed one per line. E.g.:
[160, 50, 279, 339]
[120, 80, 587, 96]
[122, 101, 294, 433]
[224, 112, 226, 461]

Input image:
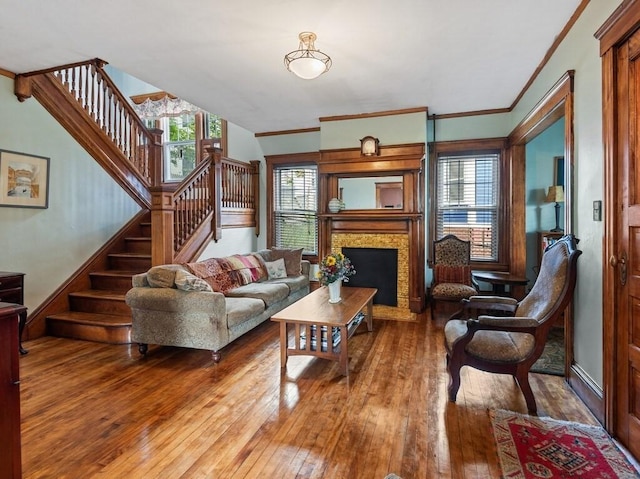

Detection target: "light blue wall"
[431, 112, 511, 141]
[320, 111, 427, 149]
[0, 75, 140, 313]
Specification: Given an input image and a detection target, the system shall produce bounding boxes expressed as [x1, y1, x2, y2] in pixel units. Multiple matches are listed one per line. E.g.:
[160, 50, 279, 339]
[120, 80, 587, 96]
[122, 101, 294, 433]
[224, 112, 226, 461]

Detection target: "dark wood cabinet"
[0, 272, 27, 354]
[0, 302, 27, 479]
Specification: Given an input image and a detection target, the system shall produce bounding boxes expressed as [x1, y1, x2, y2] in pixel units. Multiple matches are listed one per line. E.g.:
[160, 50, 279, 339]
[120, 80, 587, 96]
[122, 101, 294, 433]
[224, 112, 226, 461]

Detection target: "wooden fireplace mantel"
[318, 143, 426, 313]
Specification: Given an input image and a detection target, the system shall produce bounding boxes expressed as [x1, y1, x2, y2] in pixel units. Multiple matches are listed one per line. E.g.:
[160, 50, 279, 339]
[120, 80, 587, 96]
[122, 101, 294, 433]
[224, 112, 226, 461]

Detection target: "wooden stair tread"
[108, 252, 151, 258]
[69, 290, 126, 300]
[90, 270, 140, 278]
[47, 311, 131, 327]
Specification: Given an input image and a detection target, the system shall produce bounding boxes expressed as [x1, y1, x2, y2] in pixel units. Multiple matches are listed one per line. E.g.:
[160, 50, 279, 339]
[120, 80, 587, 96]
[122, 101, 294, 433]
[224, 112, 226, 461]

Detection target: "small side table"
[473, 271, 529, 297]
[0, 272, 27, 355]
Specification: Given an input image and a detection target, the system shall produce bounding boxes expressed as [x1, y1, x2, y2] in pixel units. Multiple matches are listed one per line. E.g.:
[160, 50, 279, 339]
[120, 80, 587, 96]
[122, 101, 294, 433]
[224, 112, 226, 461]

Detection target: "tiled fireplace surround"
[332, 233, 414, 321]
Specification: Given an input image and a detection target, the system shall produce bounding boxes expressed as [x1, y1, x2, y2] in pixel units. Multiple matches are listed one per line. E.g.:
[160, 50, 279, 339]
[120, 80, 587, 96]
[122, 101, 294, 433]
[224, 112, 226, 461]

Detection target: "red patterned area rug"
[490, 409, 640, 478]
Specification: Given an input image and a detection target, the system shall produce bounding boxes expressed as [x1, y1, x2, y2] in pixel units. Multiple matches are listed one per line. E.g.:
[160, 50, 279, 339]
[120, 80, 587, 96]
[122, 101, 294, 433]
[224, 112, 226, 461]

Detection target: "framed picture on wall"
[554, 156, 564, 187]
[0, 149, 50, 209]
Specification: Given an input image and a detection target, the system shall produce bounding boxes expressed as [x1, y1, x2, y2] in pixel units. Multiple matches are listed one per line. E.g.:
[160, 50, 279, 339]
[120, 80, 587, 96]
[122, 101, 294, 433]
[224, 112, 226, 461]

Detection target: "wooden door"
[612, 26, 640, 460]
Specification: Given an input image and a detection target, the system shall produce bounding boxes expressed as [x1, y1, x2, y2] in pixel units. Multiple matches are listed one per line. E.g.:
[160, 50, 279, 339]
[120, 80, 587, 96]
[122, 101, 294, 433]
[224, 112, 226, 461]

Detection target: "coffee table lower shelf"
[271, 286, 376, 377]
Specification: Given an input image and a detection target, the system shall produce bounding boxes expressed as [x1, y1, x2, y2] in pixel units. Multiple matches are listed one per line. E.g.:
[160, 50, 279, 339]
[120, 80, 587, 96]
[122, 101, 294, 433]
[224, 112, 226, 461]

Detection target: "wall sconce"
[360, 136, 380, 156]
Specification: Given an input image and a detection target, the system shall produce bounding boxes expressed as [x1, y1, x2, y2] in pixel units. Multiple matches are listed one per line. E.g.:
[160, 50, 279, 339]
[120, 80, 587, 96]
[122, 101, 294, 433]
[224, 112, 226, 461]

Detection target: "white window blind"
[436, 153, 499, 261]
[273, 166, 318, 255]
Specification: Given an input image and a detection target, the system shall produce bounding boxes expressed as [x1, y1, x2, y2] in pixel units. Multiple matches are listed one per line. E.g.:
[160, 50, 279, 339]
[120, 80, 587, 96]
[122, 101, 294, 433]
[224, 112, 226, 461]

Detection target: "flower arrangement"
[316, 252, 356, 286]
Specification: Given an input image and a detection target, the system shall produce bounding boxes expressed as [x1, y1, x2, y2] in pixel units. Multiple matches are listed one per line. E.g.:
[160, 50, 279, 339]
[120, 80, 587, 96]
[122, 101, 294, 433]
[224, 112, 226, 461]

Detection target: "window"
[163, 113, 197, 181]
[272, 165, 318, 255]
[433, 143, 504, 262]
[136, 99, 226, 182]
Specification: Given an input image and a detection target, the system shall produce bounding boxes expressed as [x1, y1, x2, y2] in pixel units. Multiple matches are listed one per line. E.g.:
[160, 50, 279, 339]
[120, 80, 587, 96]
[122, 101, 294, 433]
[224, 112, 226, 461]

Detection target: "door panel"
[616, 27, 640, 459]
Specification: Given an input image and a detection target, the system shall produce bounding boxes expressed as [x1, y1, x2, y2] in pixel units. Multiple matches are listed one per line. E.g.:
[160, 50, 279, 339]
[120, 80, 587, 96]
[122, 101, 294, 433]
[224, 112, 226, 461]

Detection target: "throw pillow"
[184, 258, 241, 293]
[265, 258, 287, 279]
[234, 253, 268, 283]
[271, 247, 303, 276]
[174, 269, 213, 292]
[147, 266, 178, 288]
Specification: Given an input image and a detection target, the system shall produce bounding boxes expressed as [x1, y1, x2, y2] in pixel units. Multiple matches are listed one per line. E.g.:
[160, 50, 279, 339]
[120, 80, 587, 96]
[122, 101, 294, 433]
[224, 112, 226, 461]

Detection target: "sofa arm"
[125, 287, 230, 353]
[301, 260, 310, 278]
[125, 287, 226, 315]
[131, 273, 149, 287]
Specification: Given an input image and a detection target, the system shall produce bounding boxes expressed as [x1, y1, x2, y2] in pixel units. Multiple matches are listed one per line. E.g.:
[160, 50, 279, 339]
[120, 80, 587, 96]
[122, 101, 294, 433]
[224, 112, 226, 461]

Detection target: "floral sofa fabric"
[124, 249, 310, 361]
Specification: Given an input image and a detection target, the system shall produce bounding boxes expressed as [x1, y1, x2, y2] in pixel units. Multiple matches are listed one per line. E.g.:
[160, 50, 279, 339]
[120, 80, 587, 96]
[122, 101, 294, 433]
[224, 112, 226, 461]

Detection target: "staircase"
[46, 216, 152, 344]
[16, 60, 255, 346]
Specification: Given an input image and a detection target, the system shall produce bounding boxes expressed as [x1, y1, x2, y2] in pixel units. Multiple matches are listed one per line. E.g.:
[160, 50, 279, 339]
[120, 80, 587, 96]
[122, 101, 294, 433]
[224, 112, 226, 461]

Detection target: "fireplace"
[343, 247, 397, 306]
[331, 233, 416, 320]
[318, 141, 426, 317]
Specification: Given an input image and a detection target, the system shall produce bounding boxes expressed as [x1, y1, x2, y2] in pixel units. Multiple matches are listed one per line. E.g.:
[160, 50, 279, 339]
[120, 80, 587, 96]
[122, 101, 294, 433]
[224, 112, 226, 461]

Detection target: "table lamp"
[545, 185, 564, 232]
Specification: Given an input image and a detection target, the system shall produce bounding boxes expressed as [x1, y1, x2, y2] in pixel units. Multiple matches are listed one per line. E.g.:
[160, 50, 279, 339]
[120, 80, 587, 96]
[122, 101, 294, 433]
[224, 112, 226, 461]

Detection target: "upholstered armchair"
[429, 234, 478, 319]
[443, 234, 581, 414]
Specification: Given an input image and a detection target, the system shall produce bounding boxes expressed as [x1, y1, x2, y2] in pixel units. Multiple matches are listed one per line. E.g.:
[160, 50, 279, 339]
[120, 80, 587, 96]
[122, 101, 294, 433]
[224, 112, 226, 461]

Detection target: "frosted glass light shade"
[288, 57, 328, 80]
[284, 32, 332, 80]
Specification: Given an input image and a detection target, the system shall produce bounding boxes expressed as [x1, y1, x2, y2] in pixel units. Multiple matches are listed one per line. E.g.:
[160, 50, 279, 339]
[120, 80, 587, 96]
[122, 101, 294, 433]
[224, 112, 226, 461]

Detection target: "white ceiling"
[0, 0, 582, 134]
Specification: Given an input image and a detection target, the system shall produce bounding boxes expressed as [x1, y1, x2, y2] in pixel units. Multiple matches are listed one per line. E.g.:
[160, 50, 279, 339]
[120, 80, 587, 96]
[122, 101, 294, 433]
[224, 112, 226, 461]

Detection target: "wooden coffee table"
[271, 286, 376, 377]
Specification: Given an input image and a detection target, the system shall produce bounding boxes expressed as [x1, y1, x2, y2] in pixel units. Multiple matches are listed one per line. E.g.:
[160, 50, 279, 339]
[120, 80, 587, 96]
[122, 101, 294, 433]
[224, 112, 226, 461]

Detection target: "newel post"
[206, 146, 223, 241]
[250, 160, 261, 237]
[148, 128, 164, 187]
[149, 185, 175, 266]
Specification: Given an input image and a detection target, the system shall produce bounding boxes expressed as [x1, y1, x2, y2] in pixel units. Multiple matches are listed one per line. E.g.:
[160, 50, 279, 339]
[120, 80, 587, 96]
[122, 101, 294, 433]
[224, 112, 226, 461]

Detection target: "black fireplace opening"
[342, 247, 398, 306]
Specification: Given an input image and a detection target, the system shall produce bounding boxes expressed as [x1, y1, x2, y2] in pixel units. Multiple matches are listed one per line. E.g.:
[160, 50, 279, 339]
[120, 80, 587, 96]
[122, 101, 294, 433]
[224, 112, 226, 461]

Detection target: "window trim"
[429, 138, 509, 269]
[265, 152, 320, 262]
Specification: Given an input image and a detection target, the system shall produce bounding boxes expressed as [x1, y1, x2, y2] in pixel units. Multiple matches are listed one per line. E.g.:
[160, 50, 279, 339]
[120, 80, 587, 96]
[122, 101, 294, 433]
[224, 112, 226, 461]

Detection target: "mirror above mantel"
[339, 176, 403, 209]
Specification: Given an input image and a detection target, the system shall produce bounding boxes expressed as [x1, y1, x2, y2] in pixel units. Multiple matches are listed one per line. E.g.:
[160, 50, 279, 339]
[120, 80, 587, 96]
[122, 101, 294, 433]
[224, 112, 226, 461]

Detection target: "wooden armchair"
[429, 234, 478, 319]
[443, 234, 581, 414]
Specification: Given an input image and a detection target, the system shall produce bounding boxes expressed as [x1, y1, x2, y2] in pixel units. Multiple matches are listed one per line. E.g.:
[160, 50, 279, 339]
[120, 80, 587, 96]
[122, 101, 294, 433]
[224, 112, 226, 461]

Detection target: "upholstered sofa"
[124, 248, 310, 361]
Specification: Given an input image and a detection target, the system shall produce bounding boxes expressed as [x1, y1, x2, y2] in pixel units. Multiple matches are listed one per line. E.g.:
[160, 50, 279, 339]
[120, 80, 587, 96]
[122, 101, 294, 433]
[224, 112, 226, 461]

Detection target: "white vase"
[328, 198, 341, 213]
[327, 279, 342, 303]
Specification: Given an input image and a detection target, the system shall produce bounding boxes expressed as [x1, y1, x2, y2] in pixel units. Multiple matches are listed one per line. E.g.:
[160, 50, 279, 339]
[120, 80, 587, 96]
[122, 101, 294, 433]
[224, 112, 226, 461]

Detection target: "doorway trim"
[508, 70, 586, 410]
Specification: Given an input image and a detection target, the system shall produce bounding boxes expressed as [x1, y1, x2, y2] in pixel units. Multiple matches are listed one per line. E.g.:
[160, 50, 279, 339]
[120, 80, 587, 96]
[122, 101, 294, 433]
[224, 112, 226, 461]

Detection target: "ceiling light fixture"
[284, 32, 332, 80]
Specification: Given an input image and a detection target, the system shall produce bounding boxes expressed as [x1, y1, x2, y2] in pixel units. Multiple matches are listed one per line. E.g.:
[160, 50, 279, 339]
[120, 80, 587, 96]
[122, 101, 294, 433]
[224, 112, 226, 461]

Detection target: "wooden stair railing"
[151, 148, 259, 265]
[15, 59, 161, 209]
[221, 158, 261, 233]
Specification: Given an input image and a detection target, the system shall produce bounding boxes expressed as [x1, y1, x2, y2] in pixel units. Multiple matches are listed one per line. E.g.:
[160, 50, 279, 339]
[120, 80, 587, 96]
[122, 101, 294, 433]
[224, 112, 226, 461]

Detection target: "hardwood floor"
[19, 313, 598, 478]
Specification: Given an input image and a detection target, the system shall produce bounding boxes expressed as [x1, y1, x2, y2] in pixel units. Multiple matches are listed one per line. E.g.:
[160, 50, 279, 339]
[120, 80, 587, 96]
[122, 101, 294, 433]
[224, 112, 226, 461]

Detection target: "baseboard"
[568, 363, 605, 425]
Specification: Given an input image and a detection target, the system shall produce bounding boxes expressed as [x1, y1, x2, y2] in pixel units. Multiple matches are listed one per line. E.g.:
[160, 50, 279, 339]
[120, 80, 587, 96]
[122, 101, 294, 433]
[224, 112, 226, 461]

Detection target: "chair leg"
[446, 355, 462, 403]
[515, 370, 537, 415]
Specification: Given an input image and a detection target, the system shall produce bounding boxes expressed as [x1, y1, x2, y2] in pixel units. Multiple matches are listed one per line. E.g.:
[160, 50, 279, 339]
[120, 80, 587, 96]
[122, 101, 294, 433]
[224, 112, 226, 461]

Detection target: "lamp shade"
[284, 32, 332, 80]
[545, 185, 564, 203]
[288, 57, 329, 80]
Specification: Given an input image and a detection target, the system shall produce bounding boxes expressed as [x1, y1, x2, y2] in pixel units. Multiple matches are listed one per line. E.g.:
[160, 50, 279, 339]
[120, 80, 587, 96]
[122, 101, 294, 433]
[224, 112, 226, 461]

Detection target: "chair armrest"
[477, 315, 539, 328]
[466, 316, 538, 334]
[468, 295, 518, 305]
[462, 296, 518, 316]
